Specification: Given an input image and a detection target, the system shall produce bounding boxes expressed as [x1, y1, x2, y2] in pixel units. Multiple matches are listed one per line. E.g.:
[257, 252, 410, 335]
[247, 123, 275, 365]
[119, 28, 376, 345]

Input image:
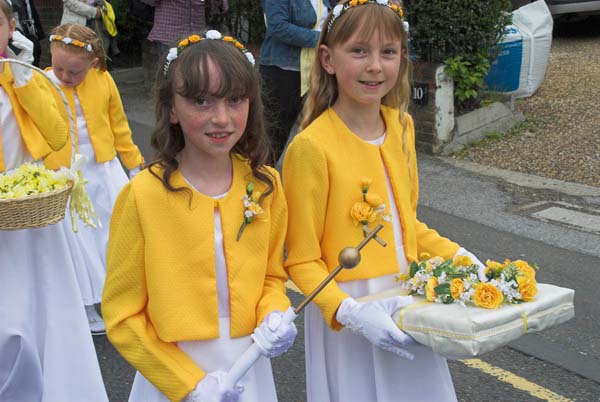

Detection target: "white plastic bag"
[512, 0, 554, 98]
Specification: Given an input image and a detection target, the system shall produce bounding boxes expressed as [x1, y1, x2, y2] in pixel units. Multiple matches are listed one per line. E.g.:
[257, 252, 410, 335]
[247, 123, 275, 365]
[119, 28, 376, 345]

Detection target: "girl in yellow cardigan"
[0, 2, 108, 400]
[283, 2, 486, 401]
[102, 31, 297, 402]
[44, 23, 144, 335]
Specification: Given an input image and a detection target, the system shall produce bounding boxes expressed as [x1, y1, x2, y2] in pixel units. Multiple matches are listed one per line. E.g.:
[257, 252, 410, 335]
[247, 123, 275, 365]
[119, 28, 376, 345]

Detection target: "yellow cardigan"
[43, 68, 144, 170]
[0, 65, 67, 172]
[282, 106, 460, 330]
[102, 154, 290, 402]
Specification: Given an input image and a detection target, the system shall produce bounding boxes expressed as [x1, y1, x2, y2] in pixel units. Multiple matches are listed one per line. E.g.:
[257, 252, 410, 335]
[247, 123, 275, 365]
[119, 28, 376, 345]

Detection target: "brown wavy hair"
[0, 0, 12, 22]
[50, 24, 107, 71]
[148, 37, 274, 199]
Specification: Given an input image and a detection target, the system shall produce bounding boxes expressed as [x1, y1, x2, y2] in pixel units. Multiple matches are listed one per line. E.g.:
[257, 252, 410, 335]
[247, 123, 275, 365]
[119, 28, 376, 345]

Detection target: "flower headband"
[328, 0, 409, 34]
[49, 35, 93, 53]
[163, 30, 255, 76]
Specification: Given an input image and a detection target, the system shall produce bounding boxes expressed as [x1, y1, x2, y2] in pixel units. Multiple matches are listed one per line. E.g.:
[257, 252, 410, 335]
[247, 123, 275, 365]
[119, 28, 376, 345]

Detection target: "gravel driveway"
[455, 17, 600, 188]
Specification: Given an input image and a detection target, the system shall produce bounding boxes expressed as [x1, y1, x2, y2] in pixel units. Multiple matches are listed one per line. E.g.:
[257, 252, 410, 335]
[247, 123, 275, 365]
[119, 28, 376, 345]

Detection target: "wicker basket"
[0, 58, 76, 231]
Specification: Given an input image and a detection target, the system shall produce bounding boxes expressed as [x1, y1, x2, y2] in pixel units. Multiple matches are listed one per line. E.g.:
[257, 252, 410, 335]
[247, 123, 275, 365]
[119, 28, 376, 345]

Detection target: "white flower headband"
[163, 30, 255, 76]
[49, 34, 93, 53]
[328, 0, 409, 34]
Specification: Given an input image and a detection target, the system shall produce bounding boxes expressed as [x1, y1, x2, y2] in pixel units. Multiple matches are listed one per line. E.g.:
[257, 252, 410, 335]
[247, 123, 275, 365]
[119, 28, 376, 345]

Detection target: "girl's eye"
[352, 48, 367, 55]
[194, 97, 210, 106]
[383, 48, 398, 56]
[229, 95, 244, 104]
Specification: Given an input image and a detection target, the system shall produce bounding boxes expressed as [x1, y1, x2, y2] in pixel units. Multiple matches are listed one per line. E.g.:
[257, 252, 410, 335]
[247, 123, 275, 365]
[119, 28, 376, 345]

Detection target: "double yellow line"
[460, 359, 572, 402]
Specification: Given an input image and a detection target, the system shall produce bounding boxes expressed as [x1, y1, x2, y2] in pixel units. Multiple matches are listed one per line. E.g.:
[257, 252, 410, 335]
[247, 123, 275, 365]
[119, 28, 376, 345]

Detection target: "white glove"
[7, 31, 34, 87]
[454, 247, 487, 282]
[336, 296, 416, 360]
[183, 371, 244, 402]
[251, 307, 298, 358]
[128, 166, 141, 179]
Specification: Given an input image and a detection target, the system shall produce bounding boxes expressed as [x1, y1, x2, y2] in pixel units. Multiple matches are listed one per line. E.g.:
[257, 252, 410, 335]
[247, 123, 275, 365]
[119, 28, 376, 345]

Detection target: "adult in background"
[141, 0, 207, 57]
[61, 0, 118, 61]
[10, 0, 44, 66]
[259, 0, 332, 165]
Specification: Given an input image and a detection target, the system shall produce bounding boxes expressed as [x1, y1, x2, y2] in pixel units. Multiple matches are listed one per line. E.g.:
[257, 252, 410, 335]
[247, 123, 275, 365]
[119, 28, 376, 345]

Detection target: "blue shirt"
[259, 0, 331, 69]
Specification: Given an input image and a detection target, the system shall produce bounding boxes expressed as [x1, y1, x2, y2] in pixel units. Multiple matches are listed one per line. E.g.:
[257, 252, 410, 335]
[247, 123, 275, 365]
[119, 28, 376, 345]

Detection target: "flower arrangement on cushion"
[397, 253, 539, 308]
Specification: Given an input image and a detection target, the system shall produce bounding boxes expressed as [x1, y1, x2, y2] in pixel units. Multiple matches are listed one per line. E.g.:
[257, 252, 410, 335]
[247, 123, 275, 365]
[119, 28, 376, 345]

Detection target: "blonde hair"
[301, 1, 413, 177]
[50, 24, 107, 71]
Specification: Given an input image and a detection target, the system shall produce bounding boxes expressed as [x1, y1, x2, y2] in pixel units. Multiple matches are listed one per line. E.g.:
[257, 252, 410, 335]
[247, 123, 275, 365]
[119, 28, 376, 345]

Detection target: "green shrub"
[404, 0, 512, 63]
[404, 0, 512, 111]
[225, 0, 265, 44]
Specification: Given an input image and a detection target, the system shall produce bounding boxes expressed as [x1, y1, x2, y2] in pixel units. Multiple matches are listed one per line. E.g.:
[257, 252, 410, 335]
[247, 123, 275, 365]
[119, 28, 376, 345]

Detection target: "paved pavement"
[105, 66, 600, 401]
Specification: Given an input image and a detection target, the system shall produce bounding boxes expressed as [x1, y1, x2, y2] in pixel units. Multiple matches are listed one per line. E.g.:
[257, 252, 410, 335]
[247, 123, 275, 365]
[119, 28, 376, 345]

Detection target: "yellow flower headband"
[327, 0, 408, 33]
[49, 34, 93, 52]
[163, 30, 255, 76]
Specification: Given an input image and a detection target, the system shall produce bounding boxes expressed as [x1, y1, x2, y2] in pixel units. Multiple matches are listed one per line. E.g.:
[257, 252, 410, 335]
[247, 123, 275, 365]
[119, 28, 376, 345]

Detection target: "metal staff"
[223, 224, 387, 389]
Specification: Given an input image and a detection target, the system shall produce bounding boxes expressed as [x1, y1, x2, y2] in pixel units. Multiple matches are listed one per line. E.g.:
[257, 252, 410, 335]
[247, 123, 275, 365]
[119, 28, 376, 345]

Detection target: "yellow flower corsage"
[236, 182, 264, 241]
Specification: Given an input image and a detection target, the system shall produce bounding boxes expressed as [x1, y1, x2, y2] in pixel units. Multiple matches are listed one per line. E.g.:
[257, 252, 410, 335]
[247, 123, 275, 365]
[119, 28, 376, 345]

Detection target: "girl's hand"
[454, 247, 487, 282]
[251, 307, 298, 358]
[336, 297, 416, 360]
[8, 31, 34, 87]
[184, 371, 244, 402]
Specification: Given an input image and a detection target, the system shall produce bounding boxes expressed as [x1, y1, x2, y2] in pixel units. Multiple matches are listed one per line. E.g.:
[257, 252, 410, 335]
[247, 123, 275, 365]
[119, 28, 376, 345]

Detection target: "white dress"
[128, 196, 279, 402]
[304, 134, 457, 402]
[0, 87, 108, 401]
[47, 70, 130, 306]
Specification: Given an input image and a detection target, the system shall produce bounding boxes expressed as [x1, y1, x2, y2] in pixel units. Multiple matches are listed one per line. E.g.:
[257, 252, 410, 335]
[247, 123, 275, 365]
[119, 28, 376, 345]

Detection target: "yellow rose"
[453, 255, 473, 267]
[450, 278, 465, 299]
[350, 202, 374, 225]
[473, 283, 504, 309]
[350, 0, 358, 6]
[425, 277, 438, 302]
[360, 177, 372, 192]
[516, 275, 538, 302]
[418, 252, 432, 262]
[248, 203, 263, 215]
[485, 260, 504, 275]
[365, 192, 384, 208]
[512, 260, 536, 280]
[189, 34, 201, 43]
[234, 42, 244, 49]
[179, 39, 189, 47]
[223, 36, 234, 42]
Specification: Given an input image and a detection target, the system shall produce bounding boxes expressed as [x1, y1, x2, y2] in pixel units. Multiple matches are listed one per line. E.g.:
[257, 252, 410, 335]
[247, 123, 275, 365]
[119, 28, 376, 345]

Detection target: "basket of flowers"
[0, 58, 95, 231]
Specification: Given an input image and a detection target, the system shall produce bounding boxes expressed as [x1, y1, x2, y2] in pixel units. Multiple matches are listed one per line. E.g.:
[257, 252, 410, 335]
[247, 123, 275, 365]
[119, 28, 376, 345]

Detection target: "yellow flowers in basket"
[0, 161, 98, 232]
[0, 163, 68, 198]
[398, 253, 539, 309]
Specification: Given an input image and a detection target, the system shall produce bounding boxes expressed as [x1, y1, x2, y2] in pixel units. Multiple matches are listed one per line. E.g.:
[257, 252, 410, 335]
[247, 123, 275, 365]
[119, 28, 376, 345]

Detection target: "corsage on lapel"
[236, 181, 264, 241]
[350, 178, 391, 238]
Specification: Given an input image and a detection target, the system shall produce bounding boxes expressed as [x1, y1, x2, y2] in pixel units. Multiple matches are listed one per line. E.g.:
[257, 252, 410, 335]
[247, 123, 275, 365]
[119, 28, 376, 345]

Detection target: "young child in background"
[102, 31, 297, 402]
[283, 2, 486, 401]
[0, 2, 107, 400]
[45, 23, 144, 335]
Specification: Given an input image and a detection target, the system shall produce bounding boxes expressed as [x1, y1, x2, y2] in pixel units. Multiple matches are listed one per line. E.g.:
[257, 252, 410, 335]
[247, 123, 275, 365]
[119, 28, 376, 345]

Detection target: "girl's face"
[169, 58, 249, 161]
[0, 11, 15, 56]
[51, 46, 97, 87]
[320, 28, 402, 109]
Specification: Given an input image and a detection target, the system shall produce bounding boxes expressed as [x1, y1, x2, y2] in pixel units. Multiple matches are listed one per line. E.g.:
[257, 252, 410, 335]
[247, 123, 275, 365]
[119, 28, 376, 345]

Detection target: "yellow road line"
[285, 280, 303, 294]
[461, 359, 572, 402]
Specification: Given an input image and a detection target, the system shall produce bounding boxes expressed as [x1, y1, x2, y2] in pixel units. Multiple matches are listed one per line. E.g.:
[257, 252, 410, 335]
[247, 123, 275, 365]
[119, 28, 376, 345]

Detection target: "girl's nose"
[211, 101, 229, 125]
[367, 55, 383, 72]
